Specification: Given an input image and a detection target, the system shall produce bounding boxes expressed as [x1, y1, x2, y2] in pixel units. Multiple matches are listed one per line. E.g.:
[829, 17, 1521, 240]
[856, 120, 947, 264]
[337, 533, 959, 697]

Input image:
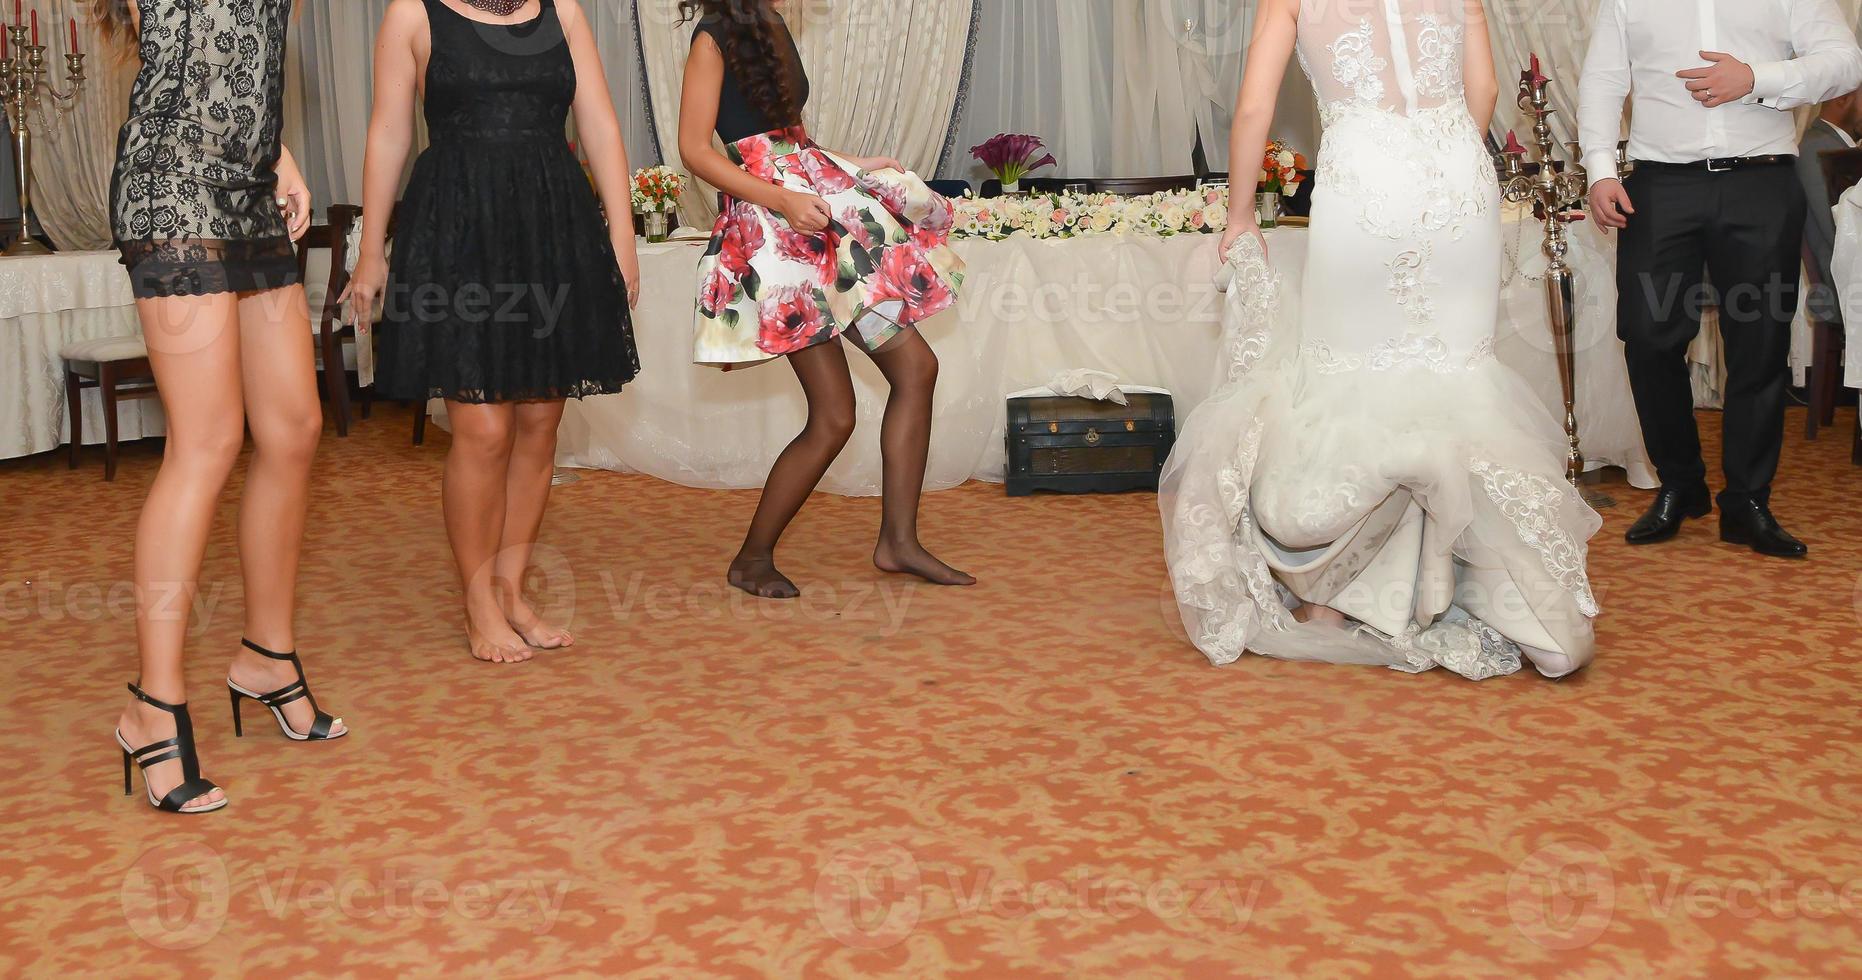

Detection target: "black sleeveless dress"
[110, 0, 299, 299]
[374, 0, 639, 403]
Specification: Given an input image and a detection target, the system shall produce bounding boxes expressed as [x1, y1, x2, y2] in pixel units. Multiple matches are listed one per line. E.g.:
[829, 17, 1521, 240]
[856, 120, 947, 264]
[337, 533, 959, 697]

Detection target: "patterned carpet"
[1, 405, 1859, 977]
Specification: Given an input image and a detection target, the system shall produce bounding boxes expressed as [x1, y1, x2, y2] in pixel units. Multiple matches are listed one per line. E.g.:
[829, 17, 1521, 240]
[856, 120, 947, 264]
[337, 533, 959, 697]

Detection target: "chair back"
[925, 178, 971, 199]
[1092, 175, 1200, 196]
[980, 176, 1078, 198]
[1819, 146, 1862, 207]
[319, 205, 363, 334]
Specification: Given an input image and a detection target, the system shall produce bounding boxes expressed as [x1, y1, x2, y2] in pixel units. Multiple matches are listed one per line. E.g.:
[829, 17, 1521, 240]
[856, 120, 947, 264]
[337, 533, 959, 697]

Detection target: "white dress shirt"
[1578, 0, 1862, 186]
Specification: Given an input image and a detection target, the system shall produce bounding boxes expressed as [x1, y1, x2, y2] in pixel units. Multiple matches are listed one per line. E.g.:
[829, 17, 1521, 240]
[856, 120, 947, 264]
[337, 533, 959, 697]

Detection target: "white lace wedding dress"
[1160, 0, 1601, 679]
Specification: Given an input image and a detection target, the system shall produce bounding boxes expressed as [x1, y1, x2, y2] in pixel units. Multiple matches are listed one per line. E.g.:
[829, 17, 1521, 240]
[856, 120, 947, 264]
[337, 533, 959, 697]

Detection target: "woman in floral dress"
[678, 0, 972, 598]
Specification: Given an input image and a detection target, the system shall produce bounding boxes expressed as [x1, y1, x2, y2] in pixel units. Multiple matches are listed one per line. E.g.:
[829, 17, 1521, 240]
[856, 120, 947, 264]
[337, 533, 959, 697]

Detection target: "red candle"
[30, 9, 37, 48]
[68, 16, 75, 52]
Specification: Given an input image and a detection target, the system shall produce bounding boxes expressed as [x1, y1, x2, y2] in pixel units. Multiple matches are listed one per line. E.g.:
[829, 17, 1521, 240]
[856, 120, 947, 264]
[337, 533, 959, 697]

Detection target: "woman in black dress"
[347, 0, 641, 664]
[679, 0, 973, 599]
[102, 0, 346, 816]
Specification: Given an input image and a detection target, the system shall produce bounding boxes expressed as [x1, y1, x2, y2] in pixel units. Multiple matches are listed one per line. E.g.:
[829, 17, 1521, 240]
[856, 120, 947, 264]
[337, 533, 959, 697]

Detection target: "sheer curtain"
[946, 0, 1318, 182]
[1484, 0, 1591, 146]
[26, 0, 133, 249]
[638, 0, 975, 223]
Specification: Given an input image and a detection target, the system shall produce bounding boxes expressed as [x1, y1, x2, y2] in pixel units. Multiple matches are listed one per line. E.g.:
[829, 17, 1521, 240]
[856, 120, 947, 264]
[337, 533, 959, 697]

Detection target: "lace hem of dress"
[118, 237, 300, 299]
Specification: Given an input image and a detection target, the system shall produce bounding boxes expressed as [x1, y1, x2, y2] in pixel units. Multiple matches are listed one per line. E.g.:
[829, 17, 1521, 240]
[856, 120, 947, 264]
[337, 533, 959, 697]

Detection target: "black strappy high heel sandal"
[227, 638, 346, 741]
[116, 683, 227, 814]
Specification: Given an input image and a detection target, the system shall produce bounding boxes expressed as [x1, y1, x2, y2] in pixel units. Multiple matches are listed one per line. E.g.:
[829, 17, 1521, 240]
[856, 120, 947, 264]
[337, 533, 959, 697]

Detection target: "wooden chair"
[925, 178, 970, 199]
[61, 336, 160, 481]
[979, 176, 1078, 198]
[1815, 148, 1862, 456]
[1090, 175, 1201, 196]
[297, 206, 373, 437]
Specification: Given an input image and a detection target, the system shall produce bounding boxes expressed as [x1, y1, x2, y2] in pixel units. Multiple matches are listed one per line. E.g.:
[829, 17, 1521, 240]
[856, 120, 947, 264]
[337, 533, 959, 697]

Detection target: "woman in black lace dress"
[101, 0, 347, 816]
[348, 0, 641, 663]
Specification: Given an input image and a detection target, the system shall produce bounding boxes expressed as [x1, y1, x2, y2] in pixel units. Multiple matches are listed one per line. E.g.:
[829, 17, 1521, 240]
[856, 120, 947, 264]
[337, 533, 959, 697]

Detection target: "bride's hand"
[1218, 216, 1267, 261]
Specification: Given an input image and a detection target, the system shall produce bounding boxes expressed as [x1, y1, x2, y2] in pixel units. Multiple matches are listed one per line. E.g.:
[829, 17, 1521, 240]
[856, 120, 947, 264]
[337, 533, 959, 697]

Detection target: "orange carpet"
[2, 405, 1860, 977]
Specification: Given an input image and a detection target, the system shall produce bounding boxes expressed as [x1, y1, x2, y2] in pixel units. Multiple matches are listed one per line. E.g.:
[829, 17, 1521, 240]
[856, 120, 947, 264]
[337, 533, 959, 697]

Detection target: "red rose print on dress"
[839, 207, 877, 249]
[866, 177, 911, 217]
[720, 205, 766, 278]
[700, 266, 737, 316]
[760, 284, 828, 351]
[738, 138, 779, 181]
[798, 151, 857, 194]
[867, 245, 954, 323]
[775, 226, 838, 283]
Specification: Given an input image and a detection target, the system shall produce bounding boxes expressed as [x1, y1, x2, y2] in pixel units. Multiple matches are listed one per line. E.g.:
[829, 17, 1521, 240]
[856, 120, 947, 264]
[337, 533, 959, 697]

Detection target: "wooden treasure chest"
[1005, 391, 1176, 496]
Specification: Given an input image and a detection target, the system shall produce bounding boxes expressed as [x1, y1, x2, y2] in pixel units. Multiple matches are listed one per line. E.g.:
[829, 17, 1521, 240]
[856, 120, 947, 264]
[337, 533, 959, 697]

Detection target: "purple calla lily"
[971, 134, 1059, 185]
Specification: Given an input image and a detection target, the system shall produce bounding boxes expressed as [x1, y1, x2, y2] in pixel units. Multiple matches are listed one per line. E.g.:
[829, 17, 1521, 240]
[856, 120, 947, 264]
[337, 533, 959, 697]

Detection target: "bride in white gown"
[1161, 0, 1600, 680]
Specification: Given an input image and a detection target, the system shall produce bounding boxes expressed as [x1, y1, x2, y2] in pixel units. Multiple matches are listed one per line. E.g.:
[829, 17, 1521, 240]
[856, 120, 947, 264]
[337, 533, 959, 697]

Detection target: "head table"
[545, 215, 1661, 494]
[12, 213, 1764, 488]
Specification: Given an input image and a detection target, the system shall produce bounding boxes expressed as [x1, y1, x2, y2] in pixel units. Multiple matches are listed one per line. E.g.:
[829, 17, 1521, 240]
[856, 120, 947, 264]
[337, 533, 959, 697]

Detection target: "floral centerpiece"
[1255, 139, 1308, 228]
[632, 165, 687, 242]
[949, 186, 1230, 241]
[970, 133, 1058, 194]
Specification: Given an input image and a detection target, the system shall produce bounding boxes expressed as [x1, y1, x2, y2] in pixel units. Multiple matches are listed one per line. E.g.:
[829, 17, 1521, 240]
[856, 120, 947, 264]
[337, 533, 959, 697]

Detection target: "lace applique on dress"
[1327, 19, 1390, 106]
[1469, 460, 1602, 616]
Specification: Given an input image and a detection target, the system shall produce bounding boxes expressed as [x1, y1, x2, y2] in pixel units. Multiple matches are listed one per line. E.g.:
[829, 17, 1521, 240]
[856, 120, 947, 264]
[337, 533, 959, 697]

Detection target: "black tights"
[728, 328, 973, 597]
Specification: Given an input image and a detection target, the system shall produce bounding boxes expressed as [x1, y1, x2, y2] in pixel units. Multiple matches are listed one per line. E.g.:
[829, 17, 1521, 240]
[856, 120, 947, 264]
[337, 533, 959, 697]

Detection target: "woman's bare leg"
[444, 400, 531, 663]
[495, 398, 571, 648]
[116, 292, 245, 811]
[728, 341, 857, 598]
[224, 285, 344, 735]
[859, 330, 974, 586]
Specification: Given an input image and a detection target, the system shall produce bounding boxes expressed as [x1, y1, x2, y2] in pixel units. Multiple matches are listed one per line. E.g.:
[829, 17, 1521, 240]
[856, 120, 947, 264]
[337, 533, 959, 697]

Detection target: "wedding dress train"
[1160, 0, 1600, 679]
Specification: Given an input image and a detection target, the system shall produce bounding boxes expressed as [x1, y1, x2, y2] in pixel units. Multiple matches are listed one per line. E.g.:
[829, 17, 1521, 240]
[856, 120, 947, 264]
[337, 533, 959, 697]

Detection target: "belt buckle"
[1706, 158, 1733, 173]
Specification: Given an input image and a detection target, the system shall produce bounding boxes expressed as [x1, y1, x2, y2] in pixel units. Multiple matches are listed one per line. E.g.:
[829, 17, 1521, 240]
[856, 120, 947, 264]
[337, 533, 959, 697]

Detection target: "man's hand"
[1677, 51, 1756, 108]
[1588, 178, 1635, 230]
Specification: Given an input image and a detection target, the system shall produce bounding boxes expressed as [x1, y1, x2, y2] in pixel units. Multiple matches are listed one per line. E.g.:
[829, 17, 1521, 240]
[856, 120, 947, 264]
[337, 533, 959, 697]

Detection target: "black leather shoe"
[1719, 498, 1808, 558]
[1625, 485, 1712, 545]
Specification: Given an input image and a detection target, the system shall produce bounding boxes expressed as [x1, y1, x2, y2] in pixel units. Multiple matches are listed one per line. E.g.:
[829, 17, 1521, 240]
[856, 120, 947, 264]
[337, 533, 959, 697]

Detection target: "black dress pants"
[1615, 162, 1805, 505]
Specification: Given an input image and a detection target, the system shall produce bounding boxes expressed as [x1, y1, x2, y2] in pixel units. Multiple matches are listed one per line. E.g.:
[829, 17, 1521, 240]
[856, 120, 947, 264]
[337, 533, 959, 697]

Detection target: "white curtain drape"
[638, 0, 974, 224]
[1484, 0, 1591, 147]
[945, 0, 1318, 182]
[28, 0, 134, 249]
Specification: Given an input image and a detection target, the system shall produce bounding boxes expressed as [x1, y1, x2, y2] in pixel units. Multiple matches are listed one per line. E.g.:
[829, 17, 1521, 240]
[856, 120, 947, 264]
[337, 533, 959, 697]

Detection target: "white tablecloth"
[553, 219, 1656, 494]
[0, 251, 163, 460]
[1828, 185, 1862, 388]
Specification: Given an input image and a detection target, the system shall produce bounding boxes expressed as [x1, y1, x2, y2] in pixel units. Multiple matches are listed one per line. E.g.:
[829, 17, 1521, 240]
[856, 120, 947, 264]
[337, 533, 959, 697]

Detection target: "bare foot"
[227, 644, 347, 738]
[505, 596, 574, 650]
[1293, 603, 1349, 627]
[467, 597, 533, 664]
[874, 538, 976, 587]
[728, 554, 800, 599]
[115, 697, 225, 812]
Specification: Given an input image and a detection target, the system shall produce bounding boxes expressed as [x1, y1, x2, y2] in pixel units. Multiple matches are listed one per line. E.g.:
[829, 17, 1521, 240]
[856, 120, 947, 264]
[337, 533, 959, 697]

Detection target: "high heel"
[115, 683, 226, 814]
[227, 638, 345, 741]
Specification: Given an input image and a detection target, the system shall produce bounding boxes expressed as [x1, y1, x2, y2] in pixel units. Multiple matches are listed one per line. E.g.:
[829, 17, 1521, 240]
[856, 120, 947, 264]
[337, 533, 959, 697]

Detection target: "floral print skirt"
[693, 127, 966, 367]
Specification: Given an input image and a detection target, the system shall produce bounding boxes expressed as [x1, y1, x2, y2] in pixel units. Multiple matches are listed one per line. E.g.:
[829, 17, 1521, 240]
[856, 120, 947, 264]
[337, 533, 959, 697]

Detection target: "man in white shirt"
[1579, 0, 1862, 559]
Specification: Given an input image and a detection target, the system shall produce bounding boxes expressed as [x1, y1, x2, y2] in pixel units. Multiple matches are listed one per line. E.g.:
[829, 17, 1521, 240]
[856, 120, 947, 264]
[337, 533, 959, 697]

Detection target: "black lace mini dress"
[372, 0, 639, 404]
[110, 0, 299, 299]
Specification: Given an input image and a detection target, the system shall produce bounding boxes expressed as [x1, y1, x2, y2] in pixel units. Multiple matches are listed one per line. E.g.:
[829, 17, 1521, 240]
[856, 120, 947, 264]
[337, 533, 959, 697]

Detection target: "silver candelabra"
[0, 19, 85, 257]
[1497, 54, 1616, 506]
